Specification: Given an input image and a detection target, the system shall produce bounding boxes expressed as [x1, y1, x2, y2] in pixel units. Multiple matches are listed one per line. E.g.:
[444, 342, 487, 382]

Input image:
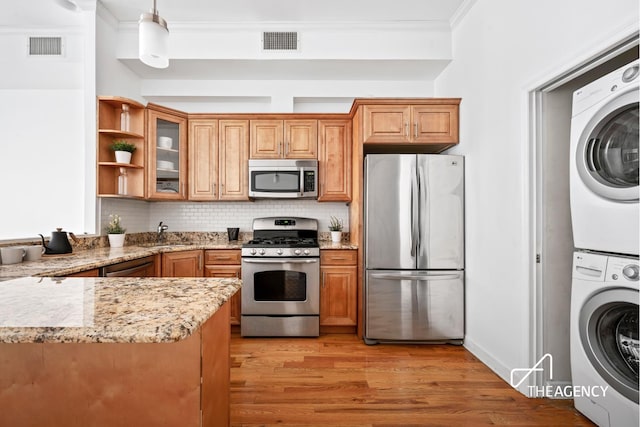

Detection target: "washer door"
[576, 88, 639, 201]
[579, 287, 639, 403]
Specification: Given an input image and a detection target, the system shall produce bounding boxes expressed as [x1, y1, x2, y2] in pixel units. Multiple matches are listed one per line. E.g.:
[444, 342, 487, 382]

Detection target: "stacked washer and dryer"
[569, 60, 639, 427]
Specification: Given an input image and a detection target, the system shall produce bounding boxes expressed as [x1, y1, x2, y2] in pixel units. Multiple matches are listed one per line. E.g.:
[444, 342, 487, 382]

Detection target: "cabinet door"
[219, 120, 249, 200]
[362, 105, 411, 143]
[188, 119, 218, 201]
[204, 265, 242, 325]
[284, 120, 317, 158]
[162, 250, 203, 277]
[412, 104, 459, 143]
[250, 120, 282, 159]
[320, 265, 358, 326]
[147, 108, 188, 199]
[318, 120, 352, 202]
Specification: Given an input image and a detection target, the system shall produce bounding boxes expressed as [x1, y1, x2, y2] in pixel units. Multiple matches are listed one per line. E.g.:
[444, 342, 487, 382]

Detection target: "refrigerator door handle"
[410, 165, 419, 258]
[369, 273, 462, 281]
[417, 164, 427, 258]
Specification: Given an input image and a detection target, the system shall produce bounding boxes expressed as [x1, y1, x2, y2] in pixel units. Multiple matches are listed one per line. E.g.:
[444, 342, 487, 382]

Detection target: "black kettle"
[39, 228, 77, 255]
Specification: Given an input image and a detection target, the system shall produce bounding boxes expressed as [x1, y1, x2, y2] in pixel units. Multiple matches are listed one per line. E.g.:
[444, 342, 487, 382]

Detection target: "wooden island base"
[0, 302, 230, 427]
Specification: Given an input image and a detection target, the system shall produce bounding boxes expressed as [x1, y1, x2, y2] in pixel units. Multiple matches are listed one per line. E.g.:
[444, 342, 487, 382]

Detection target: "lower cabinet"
[204, 249, 242, 325]
[320, 250, 358, 332]
[64, 268, 100, 277]
[162, 250, 204, 277]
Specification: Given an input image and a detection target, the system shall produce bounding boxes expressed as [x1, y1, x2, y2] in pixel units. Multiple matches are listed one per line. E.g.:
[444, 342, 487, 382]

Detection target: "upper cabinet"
[318, 120, 352, 202]
[250, 119, 317, 159]
[218, 120, 250, 200]
[361, 100, 460, 150]
[188, 119, 219, 201]
[96, 96, 146, 199]
[188, 119, 249, 201]
[147, 104, 188, 200]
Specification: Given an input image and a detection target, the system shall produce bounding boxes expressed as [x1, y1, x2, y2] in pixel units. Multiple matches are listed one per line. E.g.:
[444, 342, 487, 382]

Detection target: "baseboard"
[463, 336, 531, 396]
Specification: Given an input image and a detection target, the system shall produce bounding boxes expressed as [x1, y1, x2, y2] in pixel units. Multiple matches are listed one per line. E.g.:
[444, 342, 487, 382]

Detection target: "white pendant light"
[139, 0, 169, 69]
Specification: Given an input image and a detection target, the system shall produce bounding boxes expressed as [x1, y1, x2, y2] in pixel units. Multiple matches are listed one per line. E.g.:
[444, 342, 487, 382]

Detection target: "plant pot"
[114, 150, 132, 164]
[108, 233, 125, 248]
[330, 231, 342, 243]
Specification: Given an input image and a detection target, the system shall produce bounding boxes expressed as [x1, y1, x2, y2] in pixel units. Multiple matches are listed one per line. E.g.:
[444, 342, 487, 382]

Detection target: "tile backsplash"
[100, 198, 349, 235]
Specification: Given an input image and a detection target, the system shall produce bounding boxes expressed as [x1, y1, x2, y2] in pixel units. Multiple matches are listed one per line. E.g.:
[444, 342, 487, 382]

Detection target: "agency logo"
[510, 353, 609, 398]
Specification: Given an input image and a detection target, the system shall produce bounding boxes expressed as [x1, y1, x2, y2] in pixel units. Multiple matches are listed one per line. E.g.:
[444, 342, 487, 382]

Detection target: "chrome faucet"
[157, 221, 168, 242]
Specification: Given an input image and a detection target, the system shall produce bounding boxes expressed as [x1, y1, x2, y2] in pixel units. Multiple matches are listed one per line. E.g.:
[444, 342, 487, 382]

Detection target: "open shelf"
[97, 96, 146, 198]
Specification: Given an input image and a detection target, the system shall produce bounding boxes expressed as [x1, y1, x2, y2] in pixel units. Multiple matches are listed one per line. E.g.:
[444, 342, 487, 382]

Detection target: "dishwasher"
[100, 255, 157, 277]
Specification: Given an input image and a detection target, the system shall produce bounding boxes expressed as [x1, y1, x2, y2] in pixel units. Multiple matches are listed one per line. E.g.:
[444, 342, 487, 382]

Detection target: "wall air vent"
[28, 36, 63, 56]
[262, 32, 298, 51]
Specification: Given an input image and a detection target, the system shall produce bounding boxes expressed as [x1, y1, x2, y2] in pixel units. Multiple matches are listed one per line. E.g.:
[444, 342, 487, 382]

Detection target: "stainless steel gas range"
[241, 217, 320, 337]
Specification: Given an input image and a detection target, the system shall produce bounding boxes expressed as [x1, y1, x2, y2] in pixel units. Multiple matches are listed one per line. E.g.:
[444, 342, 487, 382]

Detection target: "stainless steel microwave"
[248, 159, 318, 199]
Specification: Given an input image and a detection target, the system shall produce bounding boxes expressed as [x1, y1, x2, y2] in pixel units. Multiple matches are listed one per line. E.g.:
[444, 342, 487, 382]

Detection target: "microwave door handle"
[299, 167, 305, 196]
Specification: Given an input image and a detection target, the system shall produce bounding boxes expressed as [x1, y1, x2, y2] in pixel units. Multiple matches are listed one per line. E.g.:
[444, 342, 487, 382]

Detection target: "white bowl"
[158, 136, 173, 149]
[157, 160, 174, 170]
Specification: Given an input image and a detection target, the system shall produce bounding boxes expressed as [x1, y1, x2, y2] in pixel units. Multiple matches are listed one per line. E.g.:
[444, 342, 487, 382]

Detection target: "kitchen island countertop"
[0, 275, 240, 344]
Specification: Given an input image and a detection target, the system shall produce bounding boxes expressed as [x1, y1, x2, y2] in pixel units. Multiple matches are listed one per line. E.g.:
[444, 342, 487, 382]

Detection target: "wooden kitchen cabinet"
[188, 119, 218, 200]
[96, 96, 146, 199]
[362, 101, 460, 147]
[188, 119, 249, 201]
[318, 119, 352, 202]
[147, 104, 188, 200]
[250, 119, 317, 159]
[64, 268, 100, 277]
[219, 120, 250, 200]
[162, 250, 204, 277]
[204, 249, 242, 325]
[320, 250, 358, 332]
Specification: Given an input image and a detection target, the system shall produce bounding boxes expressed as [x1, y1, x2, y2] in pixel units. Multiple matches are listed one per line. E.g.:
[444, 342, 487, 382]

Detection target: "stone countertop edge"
[0, 276, 241, 344]
[0, 242, 358, 279]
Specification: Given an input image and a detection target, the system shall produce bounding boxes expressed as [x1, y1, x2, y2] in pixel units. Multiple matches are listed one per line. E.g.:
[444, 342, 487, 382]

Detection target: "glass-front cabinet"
[147, 104, 188, 200]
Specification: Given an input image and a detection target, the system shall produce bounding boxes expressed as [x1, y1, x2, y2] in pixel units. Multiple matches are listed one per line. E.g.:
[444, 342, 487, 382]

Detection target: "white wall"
[0, 4, 95, 241]
[95, 3, 143, 102]
[435, 0, 639, 391]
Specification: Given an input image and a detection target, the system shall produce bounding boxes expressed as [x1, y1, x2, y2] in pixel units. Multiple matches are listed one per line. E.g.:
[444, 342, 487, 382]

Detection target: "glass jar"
[117, 167, 128, 196]
[120, 104, 130, 132]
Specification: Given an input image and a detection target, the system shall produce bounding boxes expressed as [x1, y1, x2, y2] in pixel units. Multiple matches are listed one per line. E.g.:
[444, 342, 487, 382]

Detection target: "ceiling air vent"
[28, 36, 63, 56]
[262, 32, 298, 51]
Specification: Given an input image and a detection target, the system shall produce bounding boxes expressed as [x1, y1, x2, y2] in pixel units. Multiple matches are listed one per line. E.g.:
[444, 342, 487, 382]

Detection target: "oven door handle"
[242, 258, 319, 264]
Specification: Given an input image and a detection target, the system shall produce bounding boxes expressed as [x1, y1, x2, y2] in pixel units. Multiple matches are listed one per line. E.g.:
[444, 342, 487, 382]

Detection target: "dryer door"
[579, 287, 639, 403]
[576, 89, 639, 201]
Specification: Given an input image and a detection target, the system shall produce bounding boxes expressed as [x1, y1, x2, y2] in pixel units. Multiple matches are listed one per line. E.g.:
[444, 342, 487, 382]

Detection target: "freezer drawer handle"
[370, 273, 461, 281]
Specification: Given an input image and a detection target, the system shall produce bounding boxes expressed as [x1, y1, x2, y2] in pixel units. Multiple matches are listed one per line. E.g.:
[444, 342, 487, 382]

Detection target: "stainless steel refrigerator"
[364, 154, 464, 344]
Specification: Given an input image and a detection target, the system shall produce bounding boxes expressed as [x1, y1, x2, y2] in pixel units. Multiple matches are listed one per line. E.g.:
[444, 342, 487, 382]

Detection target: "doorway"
[532, 37, 638, 390]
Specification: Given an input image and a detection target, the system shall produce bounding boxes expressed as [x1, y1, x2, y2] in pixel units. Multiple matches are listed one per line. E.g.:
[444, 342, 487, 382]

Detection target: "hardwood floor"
[230, 334, 594, 426]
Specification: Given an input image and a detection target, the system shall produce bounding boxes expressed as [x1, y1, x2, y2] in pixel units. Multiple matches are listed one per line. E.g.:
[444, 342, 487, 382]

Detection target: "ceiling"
[97, 0, 466, 24]
[6, 0, 467, 82]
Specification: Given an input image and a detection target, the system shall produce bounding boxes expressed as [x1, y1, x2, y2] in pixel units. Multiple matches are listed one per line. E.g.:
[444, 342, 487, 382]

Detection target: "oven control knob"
[622, 264, 639, 281]
[250, 249, 257, 255]
[294, 249, 302, 255]
[258, 249, 265, 255]
[276, 249, 283, 255]
[304, 249, 310, 255]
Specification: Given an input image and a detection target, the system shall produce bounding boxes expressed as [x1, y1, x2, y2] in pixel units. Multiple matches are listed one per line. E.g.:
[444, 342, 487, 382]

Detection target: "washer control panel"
[607, 257, 640, 282]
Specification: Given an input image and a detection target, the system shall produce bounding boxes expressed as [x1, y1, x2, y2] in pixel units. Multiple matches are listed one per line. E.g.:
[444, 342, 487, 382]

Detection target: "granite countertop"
[0, 241, 358, 279]
[0, 276, 241, 344]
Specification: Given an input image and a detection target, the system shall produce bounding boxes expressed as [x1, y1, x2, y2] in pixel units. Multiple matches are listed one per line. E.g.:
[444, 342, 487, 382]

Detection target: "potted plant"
[105, 214, 126, 248]
[328, 216, 343, 243]
[110, 140, 137, 164]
